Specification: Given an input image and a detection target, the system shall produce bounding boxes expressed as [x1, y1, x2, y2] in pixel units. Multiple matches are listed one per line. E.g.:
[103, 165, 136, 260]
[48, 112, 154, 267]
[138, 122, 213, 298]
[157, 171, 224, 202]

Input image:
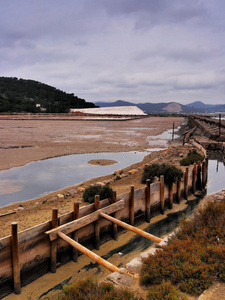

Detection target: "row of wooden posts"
[10, 156, 208, 295]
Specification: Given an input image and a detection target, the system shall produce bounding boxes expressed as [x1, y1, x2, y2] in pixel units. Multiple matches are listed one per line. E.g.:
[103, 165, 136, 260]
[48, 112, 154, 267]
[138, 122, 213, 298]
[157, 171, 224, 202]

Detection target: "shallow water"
[206, 154, 225, 195]
[0, 151, 149, 207]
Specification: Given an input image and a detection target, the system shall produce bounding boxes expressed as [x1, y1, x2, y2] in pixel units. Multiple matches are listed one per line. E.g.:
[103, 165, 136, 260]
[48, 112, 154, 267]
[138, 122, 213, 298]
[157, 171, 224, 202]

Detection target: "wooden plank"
[111, 191, 118, 240]
[72, 202, 79, 262]
[100, 212, 162, 243]
[46, 200, 125, 241]
[160, 175, 164, 214]
[145, 179, 151, 222]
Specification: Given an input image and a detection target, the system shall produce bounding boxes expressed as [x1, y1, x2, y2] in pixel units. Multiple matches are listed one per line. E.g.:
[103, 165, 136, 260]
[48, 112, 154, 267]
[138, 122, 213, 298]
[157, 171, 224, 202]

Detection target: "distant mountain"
[0, 77, 96, 113]
[95, 100, 225, 114]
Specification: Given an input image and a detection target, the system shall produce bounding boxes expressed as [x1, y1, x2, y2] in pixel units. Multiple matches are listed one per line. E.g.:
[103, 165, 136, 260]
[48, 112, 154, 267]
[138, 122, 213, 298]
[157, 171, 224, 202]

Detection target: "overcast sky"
[1, 1, 225, 105]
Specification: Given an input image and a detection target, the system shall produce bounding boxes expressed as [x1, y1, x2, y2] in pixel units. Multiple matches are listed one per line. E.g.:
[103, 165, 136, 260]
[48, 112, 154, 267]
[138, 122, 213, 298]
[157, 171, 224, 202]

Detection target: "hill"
[0, 77, 96, 113]
[95, 100, 225, 114]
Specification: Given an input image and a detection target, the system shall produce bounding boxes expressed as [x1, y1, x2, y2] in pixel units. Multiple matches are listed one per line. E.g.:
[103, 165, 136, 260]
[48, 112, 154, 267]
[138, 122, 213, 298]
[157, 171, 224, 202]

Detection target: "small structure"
[70, 106, 147, 116]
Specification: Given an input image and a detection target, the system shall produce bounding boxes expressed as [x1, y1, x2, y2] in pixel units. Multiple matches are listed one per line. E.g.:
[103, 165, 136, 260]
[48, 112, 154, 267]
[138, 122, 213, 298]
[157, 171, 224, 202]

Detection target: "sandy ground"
[0, 116, 183, 171]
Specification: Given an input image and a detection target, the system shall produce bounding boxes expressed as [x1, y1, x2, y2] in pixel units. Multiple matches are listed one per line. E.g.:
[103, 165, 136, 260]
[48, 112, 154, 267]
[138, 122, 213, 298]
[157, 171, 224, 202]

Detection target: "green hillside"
[0, 77, 96, 113]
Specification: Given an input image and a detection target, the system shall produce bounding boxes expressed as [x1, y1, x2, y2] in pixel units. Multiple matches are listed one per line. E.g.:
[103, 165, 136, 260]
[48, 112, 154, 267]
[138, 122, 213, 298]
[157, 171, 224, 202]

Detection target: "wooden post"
[197, 161, 202, 190]
[58, 231, 120, 273]
[184, 167, 189, 200]
[50, 208, 58, 273]
[72, 202, 80, 262]
[11, 222, 21, 294]
[129, 185, 134, 225]
[94, 195, 100, 250]
[192, 163, 197, 194]
[205, 156, 209, 182]
[169, 185, 173, 209]
[202, 160, 206, 188]
[100, 212, 162, 243]
[111, 191, 118, 240]
[145, 179, 151, 222]
[176, 180, 181, 204]
[160, 175, 164, 214]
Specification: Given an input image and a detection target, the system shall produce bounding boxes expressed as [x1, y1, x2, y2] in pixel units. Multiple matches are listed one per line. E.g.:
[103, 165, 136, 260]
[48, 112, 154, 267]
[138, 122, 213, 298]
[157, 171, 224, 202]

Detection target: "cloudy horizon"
[1, 0, 225, 105]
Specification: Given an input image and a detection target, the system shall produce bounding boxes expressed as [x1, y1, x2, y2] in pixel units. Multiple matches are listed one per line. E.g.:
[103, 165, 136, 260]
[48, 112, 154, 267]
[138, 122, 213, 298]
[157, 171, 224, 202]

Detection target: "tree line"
[0, 77, 96, 113]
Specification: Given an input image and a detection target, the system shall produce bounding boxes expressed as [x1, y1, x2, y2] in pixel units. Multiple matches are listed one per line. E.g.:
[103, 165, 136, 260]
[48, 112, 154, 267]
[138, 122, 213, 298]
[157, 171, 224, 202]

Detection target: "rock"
[107, 272, 136, 287]
[95, 182, 105, 187]
[128, 169, 137, 175]
[77, 187, 85, 193]
[57, 194, 64, 199]
[125, 257, 143, 274]
[17, 206, 24, 211]
[140, 247, 159, 260]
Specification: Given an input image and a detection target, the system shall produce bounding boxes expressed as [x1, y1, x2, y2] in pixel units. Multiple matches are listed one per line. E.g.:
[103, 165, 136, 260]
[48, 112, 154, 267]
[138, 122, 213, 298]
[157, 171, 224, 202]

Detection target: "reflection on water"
[206, 152, 225, 195]
[147, 128, 179, 147]
[0, 152, 148, 207]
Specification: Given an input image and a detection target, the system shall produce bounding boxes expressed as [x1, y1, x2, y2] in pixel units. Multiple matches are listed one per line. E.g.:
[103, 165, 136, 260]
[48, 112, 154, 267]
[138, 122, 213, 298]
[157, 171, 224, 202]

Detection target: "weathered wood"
[192, 163, 197, 194]
[50, 208, 58, 273]
[160, 175, 164, 214]
[58, 231, 120, 273]
[72, 202, 79, 262]
[0, 211, 16, 218]
[184, 167, 189, 200]
[169, 186, 173, 209]
[11, 222, 21, 294]
[176, 180, 181, 204]
[129, 186, 134, 225]
[99, 212, 162, 243]
[197, 161, 202, 190]
[111, 191, 118, 240]
[46, 200, 125, 241]
[145, 179, 151, 222]
[94, 195, 100, 250]
[202, 160, 207, 188]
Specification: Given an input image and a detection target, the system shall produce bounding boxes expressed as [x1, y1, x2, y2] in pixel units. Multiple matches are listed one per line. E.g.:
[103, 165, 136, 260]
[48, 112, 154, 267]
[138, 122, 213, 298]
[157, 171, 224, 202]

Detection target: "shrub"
[140, 200, 225, 296]
[58, 276, 140, 300]
[147, 281, 187, 300]
[141, 163, 183, 188]
[83, 185, 113, 204]
[180, 149, 204, 166]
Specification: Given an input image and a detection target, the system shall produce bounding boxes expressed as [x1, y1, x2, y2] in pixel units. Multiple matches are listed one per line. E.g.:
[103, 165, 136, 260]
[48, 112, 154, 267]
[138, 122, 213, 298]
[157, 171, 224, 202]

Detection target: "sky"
[1, 0, 225, 105]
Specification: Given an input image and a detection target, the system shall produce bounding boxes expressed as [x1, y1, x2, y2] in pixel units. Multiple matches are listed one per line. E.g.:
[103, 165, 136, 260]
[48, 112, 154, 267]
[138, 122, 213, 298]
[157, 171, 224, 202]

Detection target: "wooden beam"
[72, 202, 80, 262]
[11, 222, 21, 294]
[111, 191, 118, 240]
[94, 195, 100, 250]
[46, 200, 125, 241]
[129, 185, 134, 225]
[99, 212, 162, 244]
[58, 231, 120, 273]
[160, 175, 164, 214]
[50, 208, 58, 273]
[145, 179, 151, 223]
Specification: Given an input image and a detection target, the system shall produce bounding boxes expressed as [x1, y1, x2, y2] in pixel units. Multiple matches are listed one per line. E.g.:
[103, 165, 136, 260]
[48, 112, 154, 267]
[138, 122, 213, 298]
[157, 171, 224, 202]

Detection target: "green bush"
[141, 163, 183, 188]
[58, 276, 139, 300]
[180, 149, 204, 166]
[83, 185, 113, 204]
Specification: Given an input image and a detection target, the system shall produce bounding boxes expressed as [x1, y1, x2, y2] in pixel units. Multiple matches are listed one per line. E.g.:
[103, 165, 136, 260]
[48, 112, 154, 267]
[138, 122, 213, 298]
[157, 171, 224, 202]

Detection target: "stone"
[125, 257, 143, 274]
[57, 194, 64, 199]
[140, 247, 159, 260]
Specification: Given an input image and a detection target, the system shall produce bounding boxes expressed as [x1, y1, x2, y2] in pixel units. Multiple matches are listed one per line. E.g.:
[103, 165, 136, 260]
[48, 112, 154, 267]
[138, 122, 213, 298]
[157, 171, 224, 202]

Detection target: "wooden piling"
[72, 202, 80, 262]
[169, 185, 173, 209]
[192, 163, 197, 194]
[184, 167, 189, 199]
[100, 212, 162, 243]
[129, 185, 134, 225]
[50, 208, 58, 273]
[94, 195, 100, 250]
[176, 180, 181, 204]
[11, 222, 21, 294]
[58, 231, 120, 273]
[202, 160, 206, 188]
[111, 191, 118, 240]
[197, 161, 202, 190]
[160, 175, 164, 214]
[145, 179, 151, 222]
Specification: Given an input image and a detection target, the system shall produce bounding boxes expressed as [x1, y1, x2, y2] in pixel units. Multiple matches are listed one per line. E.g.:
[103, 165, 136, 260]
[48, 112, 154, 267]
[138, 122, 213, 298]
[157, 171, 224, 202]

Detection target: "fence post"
[94, 195, 100, 250]
[176, 180, 181, 204]
[50, 208, 58, 273]
[129, 185, 135, 225]
[184, 167, 189, 199]
[169, 185, 173, 209]
[11, 222, 21, 294]
[197, 161, 202, 190]
[192, 163, 197, 194]
[160, 175, 164, 214]
[145, 179, 151, 222]
[111, 191, 118, 240]
[202, 160, 206, 188]
[72, 202, 80, 262]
